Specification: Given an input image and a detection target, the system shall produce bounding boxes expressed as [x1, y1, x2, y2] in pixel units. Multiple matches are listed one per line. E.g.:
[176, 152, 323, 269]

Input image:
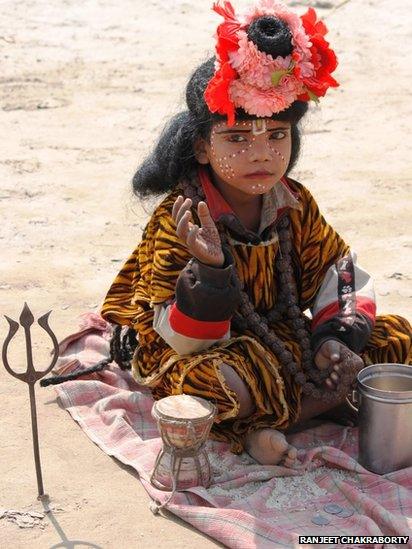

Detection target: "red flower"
[204, 61, 237, 125]
[213, 1, 241, 63]
[204, 2, 241, 125]
[301, 6, 328, 38]
[299, 7, 339, 99]
[292, 50, 302, 78]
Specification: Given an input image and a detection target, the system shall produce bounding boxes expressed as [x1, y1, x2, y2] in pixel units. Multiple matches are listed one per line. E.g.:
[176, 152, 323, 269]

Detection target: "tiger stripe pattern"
[101, 180, 412, 452]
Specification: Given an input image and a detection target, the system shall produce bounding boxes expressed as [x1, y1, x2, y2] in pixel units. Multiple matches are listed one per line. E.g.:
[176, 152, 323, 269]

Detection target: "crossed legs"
[220, 362, 348, 467]
[220, 363, 299, 467]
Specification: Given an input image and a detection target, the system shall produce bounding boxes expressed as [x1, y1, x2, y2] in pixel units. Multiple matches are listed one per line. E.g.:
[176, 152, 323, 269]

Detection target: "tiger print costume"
[101, 174, 412, 453]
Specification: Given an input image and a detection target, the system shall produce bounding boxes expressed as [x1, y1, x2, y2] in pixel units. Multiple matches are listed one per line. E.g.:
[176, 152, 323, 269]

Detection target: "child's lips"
[244, 171, 273, 179]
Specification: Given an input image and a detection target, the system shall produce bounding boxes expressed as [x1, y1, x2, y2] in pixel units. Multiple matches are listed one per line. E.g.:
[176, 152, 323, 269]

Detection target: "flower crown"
[204, 0, 339, 125]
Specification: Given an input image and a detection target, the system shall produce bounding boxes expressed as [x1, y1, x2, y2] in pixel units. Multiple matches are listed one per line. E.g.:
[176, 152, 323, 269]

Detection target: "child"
[101, 1, 411, 466]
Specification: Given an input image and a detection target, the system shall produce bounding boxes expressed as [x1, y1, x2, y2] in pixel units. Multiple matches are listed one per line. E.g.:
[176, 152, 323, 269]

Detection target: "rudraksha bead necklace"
[179, 177, 359, 403]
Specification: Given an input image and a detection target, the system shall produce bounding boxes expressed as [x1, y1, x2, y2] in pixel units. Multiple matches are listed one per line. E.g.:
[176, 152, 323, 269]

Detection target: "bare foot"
[315, 341, 364, 391]
[244, 428, 300, 467]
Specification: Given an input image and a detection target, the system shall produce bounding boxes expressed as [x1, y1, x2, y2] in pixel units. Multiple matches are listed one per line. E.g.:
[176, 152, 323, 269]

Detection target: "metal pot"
[351, 363, 412, 474]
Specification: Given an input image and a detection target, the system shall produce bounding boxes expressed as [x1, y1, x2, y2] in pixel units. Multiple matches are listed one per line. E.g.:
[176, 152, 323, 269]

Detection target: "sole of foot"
[245, 428, 301, 467]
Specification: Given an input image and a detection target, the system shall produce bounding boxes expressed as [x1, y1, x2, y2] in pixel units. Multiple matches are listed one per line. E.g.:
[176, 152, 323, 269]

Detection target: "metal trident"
[2, 303, 59, 499]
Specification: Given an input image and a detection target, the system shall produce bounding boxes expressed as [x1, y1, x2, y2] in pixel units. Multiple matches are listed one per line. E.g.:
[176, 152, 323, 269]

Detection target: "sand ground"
[1, 0, 411, 547]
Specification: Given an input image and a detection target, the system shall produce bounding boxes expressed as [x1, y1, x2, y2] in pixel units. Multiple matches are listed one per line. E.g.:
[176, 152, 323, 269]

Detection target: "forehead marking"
[252, 119, 266, 135]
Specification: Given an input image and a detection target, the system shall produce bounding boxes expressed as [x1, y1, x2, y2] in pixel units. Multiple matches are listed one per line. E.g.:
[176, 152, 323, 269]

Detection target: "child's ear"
[194, 138, 210, 165]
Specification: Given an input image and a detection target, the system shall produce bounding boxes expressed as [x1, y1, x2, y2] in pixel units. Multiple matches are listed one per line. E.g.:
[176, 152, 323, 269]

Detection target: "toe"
[330, 372, 339, 384]
[287, 445, 297, 460]
[282, 445, 300, 469]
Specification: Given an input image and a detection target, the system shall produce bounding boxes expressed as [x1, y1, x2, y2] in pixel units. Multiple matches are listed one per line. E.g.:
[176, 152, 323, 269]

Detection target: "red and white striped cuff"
[169, 303, 230, 339]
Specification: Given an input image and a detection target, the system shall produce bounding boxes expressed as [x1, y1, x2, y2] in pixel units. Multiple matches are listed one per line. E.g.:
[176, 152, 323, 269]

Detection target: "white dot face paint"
[205, 118, 292, 197]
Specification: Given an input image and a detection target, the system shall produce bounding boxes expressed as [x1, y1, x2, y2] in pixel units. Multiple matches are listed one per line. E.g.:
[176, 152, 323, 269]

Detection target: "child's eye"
[270, 130, 287, 140]
[227, 134, 247, 143]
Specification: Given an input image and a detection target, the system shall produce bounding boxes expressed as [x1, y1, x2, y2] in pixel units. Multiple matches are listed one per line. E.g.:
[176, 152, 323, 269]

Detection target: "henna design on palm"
[172, 195, 224, 267]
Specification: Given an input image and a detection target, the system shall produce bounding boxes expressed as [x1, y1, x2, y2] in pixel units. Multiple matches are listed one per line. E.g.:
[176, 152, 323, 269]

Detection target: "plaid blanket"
[52, 313, 412, 548]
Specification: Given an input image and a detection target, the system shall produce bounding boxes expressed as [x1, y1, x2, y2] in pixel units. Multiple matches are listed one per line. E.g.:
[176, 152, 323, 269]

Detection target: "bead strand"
[179, 176, 359, 402]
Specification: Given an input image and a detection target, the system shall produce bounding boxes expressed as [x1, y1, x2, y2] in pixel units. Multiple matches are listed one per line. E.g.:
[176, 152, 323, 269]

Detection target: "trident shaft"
[2, 303, 59, 498]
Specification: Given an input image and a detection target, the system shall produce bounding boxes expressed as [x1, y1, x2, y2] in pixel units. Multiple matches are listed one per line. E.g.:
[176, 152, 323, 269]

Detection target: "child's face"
[198, 118, 292, 197]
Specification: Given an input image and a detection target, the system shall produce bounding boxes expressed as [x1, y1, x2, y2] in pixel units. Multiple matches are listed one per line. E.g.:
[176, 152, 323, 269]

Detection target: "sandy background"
[1, 0, 411, 547]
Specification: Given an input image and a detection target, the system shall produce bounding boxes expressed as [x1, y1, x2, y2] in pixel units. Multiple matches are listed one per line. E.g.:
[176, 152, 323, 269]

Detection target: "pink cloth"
[52, 313, 412, 548]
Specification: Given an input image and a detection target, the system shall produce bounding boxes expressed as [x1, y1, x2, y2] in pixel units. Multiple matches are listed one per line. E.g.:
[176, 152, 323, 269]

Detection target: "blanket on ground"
[51, 313, 412, 548]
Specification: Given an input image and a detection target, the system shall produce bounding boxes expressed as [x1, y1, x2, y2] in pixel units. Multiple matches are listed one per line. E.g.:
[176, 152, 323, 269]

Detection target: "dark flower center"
[247, 16, 293, 58]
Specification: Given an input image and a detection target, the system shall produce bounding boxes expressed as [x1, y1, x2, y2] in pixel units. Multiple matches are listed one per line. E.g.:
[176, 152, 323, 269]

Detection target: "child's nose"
[248, 136, 273, 162]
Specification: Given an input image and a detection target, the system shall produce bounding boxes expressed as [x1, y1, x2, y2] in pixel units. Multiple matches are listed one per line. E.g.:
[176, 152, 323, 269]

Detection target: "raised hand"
[172, 196, 225, 268]
[314, 339, 364, 390]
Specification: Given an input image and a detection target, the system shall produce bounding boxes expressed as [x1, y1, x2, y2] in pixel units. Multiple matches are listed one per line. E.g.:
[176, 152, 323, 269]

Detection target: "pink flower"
[230, 72, 304, 116]
[229, 30, 291, 90]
